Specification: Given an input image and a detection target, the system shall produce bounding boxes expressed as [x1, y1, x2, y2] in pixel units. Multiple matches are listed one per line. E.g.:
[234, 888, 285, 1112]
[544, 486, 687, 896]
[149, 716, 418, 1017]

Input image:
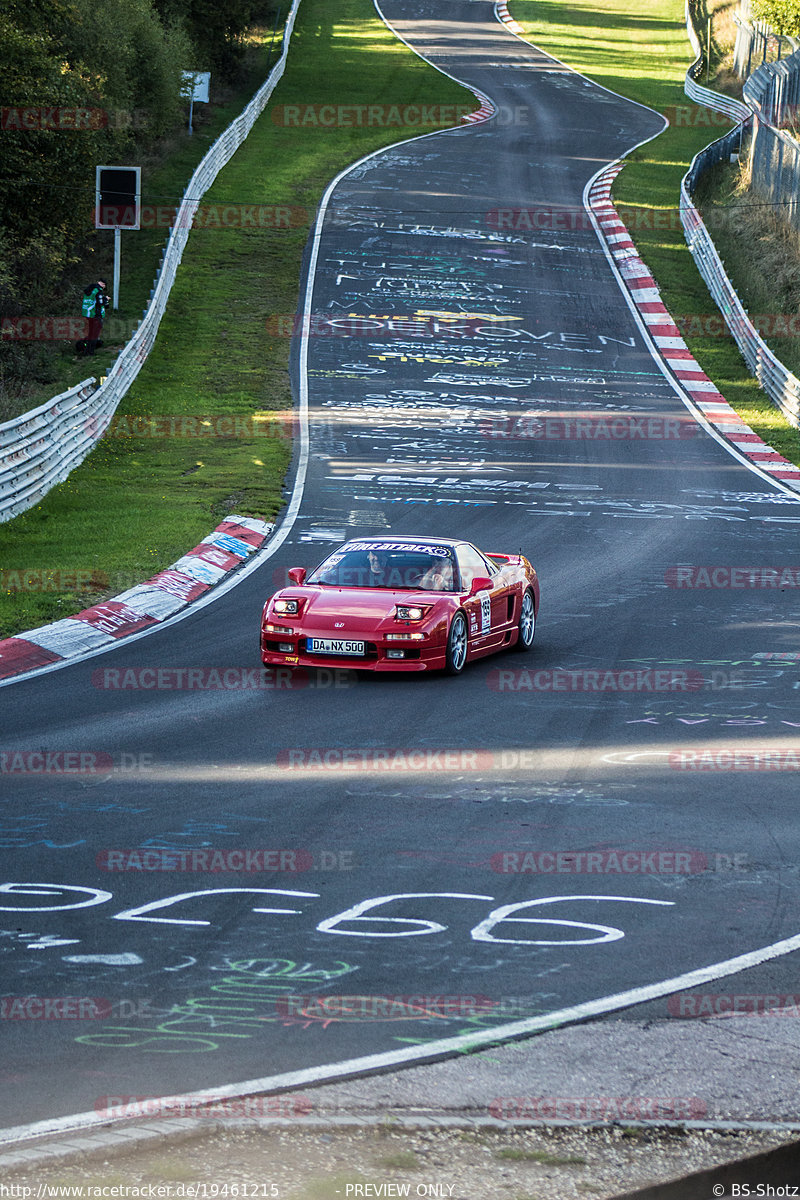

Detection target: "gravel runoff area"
[1, 1122, 797, 1200]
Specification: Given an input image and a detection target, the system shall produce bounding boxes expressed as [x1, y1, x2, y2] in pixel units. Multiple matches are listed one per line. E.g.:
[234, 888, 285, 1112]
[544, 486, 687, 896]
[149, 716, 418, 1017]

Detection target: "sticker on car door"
[480, 593, 491, 634]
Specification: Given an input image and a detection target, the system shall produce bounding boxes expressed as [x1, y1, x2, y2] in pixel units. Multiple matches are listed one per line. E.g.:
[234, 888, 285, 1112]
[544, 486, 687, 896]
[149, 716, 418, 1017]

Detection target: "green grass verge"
[508, 0, 800, 467]
[0, 0, 474, 640]
[494, 1147, 587, 1164]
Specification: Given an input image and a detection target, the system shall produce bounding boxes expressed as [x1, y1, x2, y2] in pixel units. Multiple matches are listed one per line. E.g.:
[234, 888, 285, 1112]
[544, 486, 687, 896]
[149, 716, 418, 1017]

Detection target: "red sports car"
[260, 536, 539, 674]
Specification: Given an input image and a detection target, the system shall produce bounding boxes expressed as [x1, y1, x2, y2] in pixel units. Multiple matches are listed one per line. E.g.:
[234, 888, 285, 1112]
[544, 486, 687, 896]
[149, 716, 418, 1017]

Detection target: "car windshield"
[308, 542, 457, 591]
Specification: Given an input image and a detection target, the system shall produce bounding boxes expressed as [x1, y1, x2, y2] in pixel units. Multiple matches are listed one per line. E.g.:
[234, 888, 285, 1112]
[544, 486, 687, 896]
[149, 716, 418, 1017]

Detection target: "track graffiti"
[74, 958, 359, 1053]
[1, 884, 675, 945]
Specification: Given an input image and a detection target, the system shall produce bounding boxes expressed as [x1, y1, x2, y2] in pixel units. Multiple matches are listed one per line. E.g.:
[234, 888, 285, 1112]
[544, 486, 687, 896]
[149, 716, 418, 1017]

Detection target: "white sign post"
[181, 71, 211, 135]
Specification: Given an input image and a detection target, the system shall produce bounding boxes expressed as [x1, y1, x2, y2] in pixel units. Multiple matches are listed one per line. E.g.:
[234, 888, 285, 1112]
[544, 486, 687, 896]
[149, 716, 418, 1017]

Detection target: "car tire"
[517, 588, 536, 651]
[445, 611, 468, 675]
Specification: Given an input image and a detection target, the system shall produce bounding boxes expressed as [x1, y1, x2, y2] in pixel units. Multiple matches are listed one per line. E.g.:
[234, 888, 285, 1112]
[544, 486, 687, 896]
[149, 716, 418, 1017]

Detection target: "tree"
[0, 0, 190, 392]
[750, 0, 800, 37]
[152, 0, 280, 74]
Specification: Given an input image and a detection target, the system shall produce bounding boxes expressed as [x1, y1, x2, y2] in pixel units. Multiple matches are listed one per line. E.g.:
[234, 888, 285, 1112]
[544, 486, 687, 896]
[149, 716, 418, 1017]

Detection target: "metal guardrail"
[681, 124, 800, 426]
[680, 3, 800, 429]
[0, 0, 302, 524]
[0, 378, 99, 519]
[744, 48, 800, 123]
[684, 0, 750, 121]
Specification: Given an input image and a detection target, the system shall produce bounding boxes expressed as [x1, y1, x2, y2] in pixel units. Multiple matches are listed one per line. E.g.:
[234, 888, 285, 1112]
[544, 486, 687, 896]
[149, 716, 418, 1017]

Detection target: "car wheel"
[517, 588, 536, 650]
[445, 611, 468, 675]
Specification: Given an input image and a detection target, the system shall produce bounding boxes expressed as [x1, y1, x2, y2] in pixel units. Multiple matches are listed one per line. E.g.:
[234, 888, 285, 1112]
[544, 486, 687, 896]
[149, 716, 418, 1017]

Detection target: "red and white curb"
[588, 165, 800, 490]
[461, 89, 496, 124]
[495, 1, 525, 34]
[0, 515, 273, 682]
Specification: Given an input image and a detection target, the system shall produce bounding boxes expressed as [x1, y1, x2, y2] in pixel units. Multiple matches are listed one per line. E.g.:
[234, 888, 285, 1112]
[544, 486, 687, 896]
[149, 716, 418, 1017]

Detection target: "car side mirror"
[468, 575, 492, 596]
[287, 567, 306, 585]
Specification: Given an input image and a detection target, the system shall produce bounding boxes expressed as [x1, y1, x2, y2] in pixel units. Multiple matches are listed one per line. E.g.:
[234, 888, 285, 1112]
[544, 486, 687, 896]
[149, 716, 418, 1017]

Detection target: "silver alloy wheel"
[446, 612, 468, 674]
[519, 589, 535, 649]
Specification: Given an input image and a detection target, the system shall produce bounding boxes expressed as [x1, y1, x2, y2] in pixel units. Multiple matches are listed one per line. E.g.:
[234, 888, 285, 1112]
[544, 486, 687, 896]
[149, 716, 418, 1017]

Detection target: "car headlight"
[395, 604, 427, 621]
[263, 623, 293, 635]
[273, 598, 300, 615]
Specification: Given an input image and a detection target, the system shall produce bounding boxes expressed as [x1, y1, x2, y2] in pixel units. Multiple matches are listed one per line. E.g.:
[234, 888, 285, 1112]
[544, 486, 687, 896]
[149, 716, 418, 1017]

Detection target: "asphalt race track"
[3, 0, 800, 1136]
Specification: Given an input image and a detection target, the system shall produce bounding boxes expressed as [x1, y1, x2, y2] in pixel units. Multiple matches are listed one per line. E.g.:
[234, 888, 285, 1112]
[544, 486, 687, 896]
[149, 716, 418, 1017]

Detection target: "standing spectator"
[76, 280, 108, 357]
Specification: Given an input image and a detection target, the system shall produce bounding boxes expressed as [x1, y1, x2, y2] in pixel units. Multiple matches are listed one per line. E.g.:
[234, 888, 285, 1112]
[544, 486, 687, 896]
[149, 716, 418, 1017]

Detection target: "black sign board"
[95, 165, 141, 229]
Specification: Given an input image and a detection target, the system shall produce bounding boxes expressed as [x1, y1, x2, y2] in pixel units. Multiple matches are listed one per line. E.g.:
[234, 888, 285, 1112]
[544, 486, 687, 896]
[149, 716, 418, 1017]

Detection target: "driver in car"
[367, 551, 389, 585]
[419, 558, 454, 591]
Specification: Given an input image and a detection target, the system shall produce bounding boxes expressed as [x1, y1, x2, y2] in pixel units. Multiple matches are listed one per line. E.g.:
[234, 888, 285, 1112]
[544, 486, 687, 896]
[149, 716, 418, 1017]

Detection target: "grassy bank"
[693, 149, 800, 417]
[508, 0, 800, 466]
[0, 0, 473, 639]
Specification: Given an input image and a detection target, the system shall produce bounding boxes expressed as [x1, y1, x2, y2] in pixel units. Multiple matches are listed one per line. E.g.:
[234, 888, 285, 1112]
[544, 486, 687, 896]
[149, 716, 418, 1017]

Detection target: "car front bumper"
[260, 627, 446, 672]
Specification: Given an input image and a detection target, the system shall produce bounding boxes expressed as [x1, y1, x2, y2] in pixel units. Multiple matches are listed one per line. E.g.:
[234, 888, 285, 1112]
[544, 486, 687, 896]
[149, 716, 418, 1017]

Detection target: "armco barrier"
[680, 5, 800, 429]
[0, 0, 303, 525]
[681, 133, 800, 428]
[0, 378, 97, 520]
[743, 47, 800, 124]
[683, 0, 750, 122]
[743, 49, 800, 238]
